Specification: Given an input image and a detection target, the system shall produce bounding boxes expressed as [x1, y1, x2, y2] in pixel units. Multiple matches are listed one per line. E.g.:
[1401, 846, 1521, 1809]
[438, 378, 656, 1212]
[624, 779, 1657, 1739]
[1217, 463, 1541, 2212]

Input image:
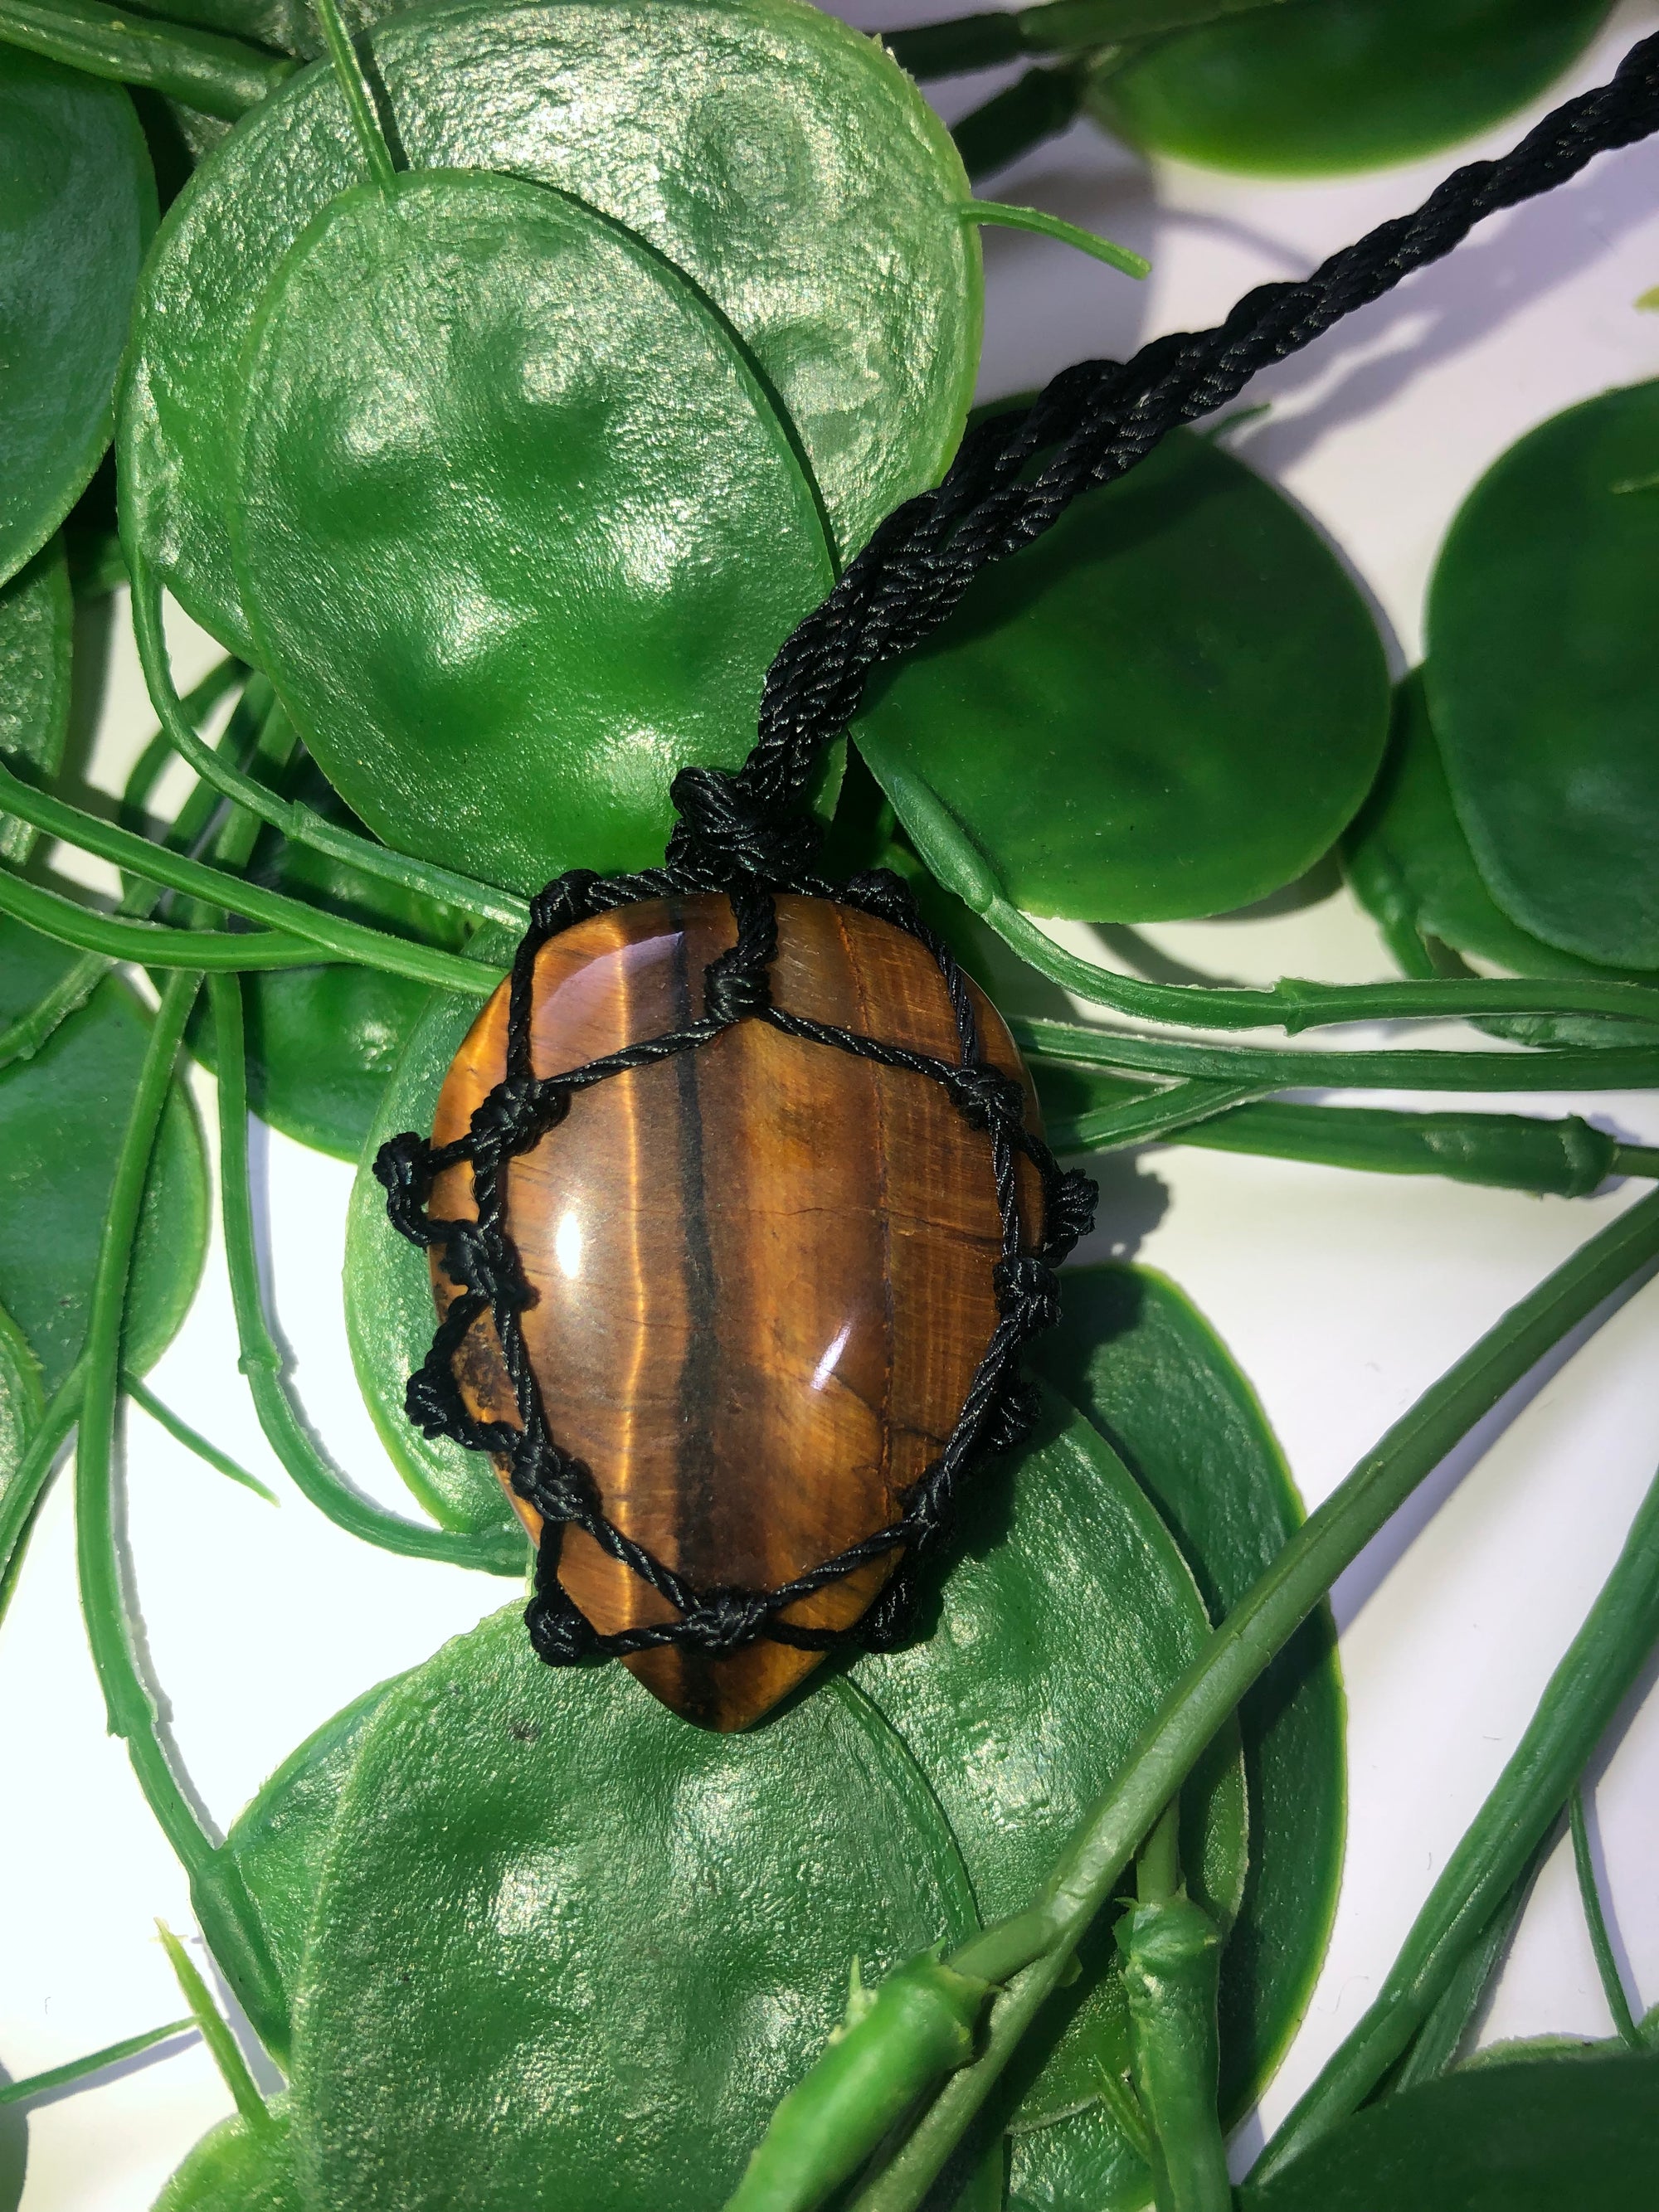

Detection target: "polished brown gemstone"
[430, 892, 1043, 1730]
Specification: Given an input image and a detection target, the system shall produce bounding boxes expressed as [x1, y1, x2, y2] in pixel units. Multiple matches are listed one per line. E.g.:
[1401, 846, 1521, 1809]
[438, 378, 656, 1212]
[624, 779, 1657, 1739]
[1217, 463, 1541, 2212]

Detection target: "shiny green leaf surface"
[0, 537, 71, 863]
[187, 765, 474, 1161]
[1092, 0, 1613, 177]
[1241, 2053, 1659, 2212]
[1033, 1267, 1344, 2122]
[231, 169, 836, 892]
[293, 1607, 979, 2212]
[0, 48, 154, 584]
[1344, 675, 1659, 1047]
[1425, 381, 1659, 970]
[855, 427, 1389, 921]
[346, 974, 513, 1534]
[152, 2102, 300, 2212]
[0, 920, 207, 1388]
[855, 1383, 1247, 2210]
[120, 0, 980, 650]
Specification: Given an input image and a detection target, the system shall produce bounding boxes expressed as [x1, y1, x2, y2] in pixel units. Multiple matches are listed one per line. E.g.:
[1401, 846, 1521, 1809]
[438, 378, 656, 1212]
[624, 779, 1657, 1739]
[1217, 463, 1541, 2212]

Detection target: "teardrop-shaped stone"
[430, 891, 1043, 1729]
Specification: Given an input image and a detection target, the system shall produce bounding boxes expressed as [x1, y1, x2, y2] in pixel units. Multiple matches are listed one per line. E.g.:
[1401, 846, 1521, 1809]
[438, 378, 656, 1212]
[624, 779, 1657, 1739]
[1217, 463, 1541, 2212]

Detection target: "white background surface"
[3, 3, 1659, 2200]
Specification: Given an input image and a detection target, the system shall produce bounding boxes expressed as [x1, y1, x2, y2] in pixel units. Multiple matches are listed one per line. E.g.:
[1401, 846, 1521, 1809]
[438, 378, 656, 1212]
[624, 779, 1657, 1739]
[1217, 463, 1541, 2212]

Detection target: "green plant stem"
[119, 657, 246, 829]
[0, 863, 338, 971]
[988, 901, 1659, 1035]
[834, 1190, 1659, 2212]
[1038, 1070, 1627, 1200]
[123, 1373, 279, 1506]
[0, 0, 292, 116]
[0, 952, 107, 1067]
[1120, 1801, 1231, 2212]
[952, 56, 1097, 181]
[966, 199, 1149, 278]
[1253, 1449, 1659, 2184]
[74, 974, 216, 1884]
[0, 676, 280, 1075]
[0, 759, 500, 992]
[0, 2017, 195, 2106]
[155, 1920, 270, 2129]
[1618, 1145, 1659, 1177]
[1389, 1840, 1549, 2090]
[1014, 1015, 1659, 1093]
[314, 0, 395, 189]
[1569, 1789, 1643, 2049]
[68, 972, 287, 2040]
[1049, 1073, 1271, 1150]
[0, 1360, 86, 1617]
[208, 973, 526, 1575]
[129, 554, 530, 930]
[887, 0, 1285, 77]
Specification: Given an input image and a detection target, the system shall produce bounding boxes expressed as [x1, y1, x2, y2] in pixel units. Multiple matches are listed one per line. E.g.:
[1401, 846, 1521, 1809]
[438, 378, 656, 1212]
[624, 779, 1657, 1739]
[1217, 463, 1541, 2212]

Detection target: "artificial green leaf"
[1032, 1266, 1345, 2123]
[0, 48, 155, 584]
[0, 919, 207, 1388]
[1425, 380, 1659, 970]
[186, 761, 474, 1161]
[152, 2100, 299, 2212]
[1239, 2053, 1659, 2212]
[1344, 674, 1659, 1046]
[855, 426, 1389, 922]
[120, 0, 980, 649]
[346, 976, 513, 1534]
[854, 1383, 1246, 2210]
[0, 536, 71, 862]
[291, 1606, 979, 2212]
[230, 168, 835, 894]
[219, 1675, 401, 2016]
[1091, 0, 1613, 177]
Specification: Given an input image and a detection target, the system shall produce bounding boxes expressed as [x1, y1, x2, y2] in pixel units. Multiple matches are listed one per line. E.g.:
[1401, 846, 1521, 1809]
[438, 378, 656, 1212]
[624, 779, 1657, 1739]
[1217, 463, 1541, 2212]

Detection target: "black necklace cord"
[665, 22, 1659, 890]
[382, 29, 1659, 1672]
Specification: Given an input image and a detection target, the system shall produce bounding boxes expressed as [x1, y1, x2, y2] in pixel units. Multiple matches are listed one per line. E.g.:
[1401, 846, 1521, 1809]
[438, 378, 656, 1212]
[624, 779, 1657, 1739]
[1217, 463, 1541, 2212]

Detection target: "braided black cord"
[666, 24, 1659, 878]
[381, 35, 1659, 1672]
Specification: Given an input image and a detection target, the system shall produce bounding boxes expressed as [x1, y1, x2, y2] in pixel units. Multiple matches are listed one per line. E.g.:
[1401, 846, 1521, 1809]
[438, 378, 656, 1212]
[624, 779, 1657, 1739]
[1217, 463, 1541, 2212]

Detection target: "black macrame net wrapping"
[376, 27, 1659, 1669]
[377, 862, 1097, 1663]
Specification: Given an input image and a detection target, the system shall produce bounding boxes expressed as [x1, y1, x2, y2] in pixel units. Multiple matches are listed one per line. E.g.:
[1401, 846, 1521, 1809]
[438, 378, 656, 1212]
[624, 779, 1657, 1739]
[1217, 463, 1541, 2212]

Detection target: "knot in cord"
[995, 1254, 1062, 1337]
[941, 1062, 1026, 1131]
[372, 1130, 436, 1242]
[665, 764, 824, 891]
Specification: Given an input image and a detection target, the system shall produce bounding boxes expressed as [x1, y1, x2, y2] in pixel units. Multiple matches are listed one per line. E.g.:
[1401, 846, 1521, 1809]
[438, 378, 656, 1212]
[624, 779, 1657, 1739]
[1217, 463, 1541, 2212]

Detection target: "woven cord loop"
[378, 33, 1659, 1669]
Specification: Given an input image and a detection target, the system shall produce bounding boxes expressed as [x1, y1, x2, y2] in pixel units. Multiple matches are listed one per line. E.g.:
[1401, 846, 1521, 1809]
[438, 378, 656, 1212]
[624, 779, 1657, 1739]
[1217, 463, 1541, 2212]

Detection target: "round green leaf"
[291, 1606, 978, 2212]
[153, 2102, 300, 2212]
[1032, 1266, 1345, 2125]
[0, 921, 207, 1389]
[855, 427, 1389, 922]
[853, 1383, 1248, 2209]
[1425, 381, 1659, 970]
[231, 169, 836, 892]
[120, 0, 980, 652]
[1239, 2053, 1659, 2212]
[1345, 674, 1659, 1046]
[1091, 0, 1613, 178]
[0, 50, 155, 585]
[187, 765, 474, 1162]
[346, 968, 512, 1535]
[0, 536, 71, 863]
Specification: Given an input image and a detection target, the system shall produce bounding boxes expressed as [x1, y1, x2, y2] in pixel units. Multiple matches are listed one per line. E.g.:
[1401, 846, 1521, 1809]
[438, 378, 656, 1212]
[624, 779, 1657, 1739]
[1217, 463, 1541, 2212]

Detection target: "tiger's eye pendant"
[426, 891, 1045, 1731]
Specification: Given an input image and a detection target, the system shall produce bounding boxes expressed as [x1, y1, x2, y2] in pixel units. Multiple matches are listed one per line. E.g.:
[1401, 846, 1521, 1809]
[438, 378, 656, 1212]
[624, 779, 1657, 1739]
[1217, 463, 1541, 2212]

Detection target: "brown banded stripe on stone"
[429, 892, 1044, 1730]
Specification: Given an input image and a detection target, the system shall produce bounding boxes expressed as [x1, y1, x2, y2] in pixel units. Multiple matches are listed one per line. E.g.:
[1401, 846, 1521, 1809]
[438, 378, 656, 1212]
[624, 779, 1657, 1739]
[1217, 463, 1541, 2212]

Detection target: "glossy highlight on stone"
[430, 892, 1043, 1729]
